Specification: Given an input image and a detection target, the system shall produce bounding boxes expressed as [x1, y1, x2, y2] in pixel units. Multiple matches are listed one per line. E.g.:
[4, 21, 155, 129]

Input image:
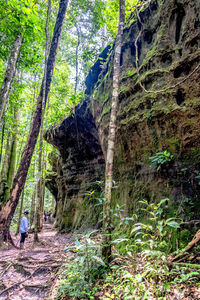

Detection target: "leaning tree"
[0, 0, 69, 243]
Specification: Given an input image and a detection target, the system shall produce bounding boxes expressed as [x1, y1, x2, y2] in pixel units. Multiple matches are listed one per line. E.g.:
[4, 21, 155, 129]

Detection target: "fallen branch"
[172, 229, 200, 262]
[183, 229, 200, 253]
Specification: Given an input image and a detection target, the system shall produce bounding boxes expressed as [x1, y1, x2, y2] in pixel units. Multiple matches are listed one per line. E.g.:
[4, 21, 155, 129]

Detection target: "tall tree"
[0, 34, 22, 123]
[30, 158, 36, 229]
[0, 0, 69, 243]
[102, 0, 125, 262]
[34, 0, 51, 243]
[3, 106, 21, 203]
[0, 134, 12, 206]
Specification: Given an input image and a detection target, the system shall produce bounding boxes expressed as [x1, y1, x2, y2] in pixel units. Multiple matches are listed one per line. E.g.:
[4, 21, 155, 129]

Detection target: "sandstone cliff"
[45, 0, 200, 232]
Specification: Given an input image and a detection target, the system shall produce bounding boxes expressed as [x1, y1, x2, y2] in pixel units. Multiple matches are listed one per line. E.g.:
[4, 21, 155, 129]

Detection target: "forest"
[0, 0, 200, 299]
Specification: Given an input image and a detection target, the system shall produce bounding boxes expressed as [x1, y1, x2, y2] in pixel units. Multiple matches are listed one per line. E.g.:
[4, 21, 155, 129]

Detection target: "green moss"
[119, 84, 131, 95]
[60, 211, 74, 231]
[136, 68, 169, 85]
[98, 104, 112, 123]
[123, 69, 137, 79]
[139, 41, 159, 69]
[185, 97, 200, 109]
[165, 137, 181, 154]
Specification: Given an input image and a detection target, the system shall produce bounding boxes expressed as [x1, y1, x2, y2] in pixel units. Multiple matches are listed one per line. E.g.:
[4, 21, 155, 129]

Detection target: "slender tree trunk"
[75, 24, 80, 95]
[34, 120, 45, 241]
[102, 0, 125, 263]
[0, 134, 12, 180]
[40, 159, 47, 228]
[34, 0, 51, 242]
[0, 33, 22, 123]
[0, 134, 12, 206]
[30, 186, 36, 229]
[30, 157, 36, 229]
[15, 189, 25, 235]
[51, 193, 55, 216]
[0, 0, 69, 243]
[3, 108, 20, 203]
[3, 134, 17, 203]
[0, 113, 6, 167]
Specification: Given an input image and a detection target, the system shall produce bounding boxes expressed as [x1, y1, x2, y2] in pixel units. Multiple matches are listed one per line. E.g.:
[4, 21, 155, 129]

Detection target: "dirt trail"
[0, 223, 71, 299]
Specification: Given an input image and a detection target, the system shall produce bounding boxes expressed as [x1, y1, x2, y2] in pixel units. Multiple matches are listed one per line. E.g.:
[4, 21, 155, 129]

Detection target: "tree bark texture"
[0, 0, 69, 242]
[102, 0, 125, 262]
[0, 33, 22, 122]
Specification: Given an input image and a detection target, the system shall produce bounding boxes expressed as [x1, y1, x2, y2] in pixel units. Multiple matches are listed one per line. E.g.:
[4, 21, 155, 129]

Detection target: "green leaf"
[166, 221, 180, 228]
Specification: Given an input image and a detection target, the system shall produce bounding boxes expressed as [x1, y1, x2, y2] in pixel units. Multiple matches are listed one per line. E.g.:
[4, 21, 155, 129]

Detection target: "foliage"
[56, 231, 106, 299]
[55, 199, 200, 299]
[149, 150, 174, 170]
[103, 0, 139, 38]
[112, 199, 180, 258]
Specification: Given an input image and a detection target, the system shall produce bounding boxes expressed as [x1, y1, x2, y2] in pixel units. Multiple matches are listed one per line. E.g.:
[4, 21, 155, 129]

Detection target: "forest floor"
[0, 223, 71, 300]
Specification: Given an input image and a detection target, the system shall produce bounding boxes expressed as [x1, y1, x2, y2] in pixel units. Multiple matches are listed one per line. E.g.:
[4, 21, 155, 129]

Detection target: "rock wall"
[45, 100, 105, 230]
[45, 0, 200, 231]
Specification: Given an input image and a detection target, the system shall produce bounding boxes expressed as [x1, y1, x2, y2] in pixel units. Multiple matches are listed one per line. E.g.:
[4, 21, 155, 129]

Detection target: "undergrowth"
[54, 199, 200, 299]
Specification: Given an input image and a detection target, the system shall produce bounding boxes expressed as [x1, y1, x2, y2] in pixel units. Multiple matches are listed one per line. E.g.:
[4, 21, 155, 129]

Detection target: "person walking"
[19, 210, 29, 249]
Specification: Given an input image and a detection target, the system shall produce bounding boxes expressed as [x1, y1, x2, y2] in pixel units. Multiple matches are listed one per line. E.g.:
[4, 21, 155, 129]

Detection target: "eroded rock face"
[46, 0, 200, 230]
[45, 100, 105, 229]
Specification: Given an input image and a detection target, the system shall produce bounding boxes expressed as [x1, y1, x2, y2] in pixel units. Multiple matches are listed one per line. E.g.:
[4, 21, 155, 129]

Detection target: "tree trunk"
[30, 186, 36, 229]
[0, 33, 22, 123]
[3, 108, 20, 203]
[3, 134, 17, 203]
[34, 0, 51, 242]
[0, 113, 6, 167]
[0, 0, 69, 243]
[30, 157, 36, 229]
[0, 134, 12, 206]
[51, 193, 55, 216]
[40, 159, 47, 228]
[75, 24, 80, 95]
[15, 188, 25, 235]
[102, 0, 125, 263]
[34, 116, 45, 241]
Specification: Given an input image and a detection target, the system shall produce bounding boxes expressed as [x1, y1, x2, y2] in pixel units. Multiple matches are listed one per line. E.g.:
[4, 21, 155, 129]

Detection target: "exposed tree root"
[0, 266, 43, 297]
[0, 224, 72, 298]
[0, 262, 13, 278]
[23, 284, 49, 288]
[8, 230, 20, 249]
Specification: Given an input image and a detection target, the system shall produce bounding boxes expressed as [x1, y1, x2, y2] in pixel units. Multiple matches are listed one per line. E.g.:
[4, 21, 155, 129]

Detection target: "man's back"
[19, 216, 29, 233]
